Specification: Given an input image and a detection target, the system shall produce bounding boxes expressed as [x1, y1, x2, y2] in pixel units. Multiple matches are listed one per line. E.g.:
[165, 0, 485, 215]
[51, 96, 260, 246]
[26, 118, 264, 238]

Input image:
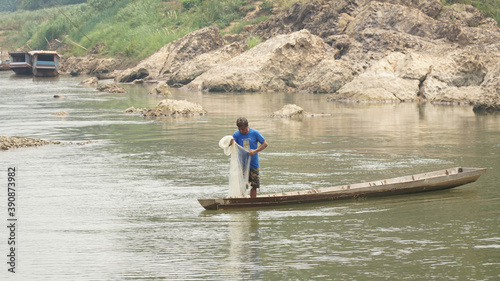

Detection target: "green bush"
[260, 1, 274, 12]
[227, 14, 270, 35]
[246, 35, 262, 50]
[181, 0, 200, 10]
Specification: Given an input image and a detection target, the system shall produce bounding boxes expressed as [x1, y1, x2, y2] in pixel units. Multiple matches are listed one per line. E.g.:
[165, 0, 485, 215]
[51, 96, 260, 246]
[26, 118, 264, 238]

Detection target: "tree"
[0, 0, 22, 12]
[16, 0, 87, 11]
[18, 0, 50, 10]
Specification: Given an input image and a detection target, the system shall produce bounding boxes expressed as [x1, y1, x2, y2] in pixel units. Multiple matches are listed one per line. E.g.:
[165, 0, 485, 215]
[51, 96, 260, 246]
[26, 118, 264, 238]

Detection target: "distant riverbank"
[59, 1, 500, 106]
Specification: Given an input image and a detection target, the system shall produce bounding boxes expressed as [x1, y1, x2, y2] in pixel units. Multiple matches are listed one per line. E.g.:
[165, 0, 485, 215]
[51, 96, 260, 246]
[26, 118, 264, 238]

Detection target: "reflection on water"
[222, 212, 263, 280]
[0, 71, 499, 280]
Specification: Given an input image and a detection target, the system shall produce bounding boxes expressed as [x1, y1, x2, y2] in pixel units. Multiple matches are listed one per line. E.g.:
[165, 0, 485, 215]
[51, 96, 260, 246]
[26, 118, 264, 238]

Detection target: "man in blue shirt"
[231, 117, 268, 198]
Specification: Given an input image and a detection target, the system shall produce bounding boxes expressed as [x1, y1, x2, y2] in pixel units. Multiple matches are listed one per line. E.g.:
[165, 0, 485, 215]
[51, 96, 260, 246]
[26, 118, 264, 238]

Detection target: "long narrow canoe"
[198, 167, 486, 210]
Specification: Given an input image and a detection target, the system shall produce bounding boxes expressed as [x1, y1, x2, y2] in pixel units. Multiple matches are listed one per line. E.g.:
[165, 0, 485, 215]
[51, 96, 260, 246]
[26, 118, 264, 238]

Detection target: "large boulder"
[148, 81, 171, 96]
[129, 99, 207, 118]
[115, 25, 225, 83]
[481, 61, 500, 97]
[168, 42, 246, 85]
[474, 57, 500, 111]
[343, 1, 492, 46]
[420, 50, 488, 104]
[331, 49, 498, 104]
[300, 58, 355, 93]
[345, 2, 437, 39]
[80, 77, 98, 87]
[97, 83, 127, 94]
[250, 0, 343, 39]
[331, 52, 432, 102]
[61, 55, 123, 75]
[186, 29, 354, 92]
[270, 104, 305, 117]
[116, 68, 149, 83]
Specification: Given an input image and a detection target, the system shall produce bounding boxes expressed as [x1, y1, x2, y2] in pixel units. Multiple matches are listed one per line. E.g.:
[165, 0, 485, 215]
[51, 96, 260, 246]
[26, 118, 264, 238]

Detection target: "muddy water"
[0, 71, 499, 280]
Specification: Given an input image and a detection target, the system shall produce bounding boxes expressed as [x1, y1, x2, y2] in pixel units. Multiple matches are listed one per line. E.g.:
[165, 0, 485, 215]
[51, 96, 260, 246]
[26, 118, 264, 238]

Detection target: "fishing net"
[219, 136, 251, 198]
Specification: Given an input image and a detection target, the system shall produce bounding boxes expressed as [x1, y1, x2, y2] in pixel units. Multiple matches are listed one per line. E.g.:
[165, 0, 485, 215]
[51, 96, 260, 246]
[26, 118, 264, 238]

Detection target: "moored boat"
[8, 52, 33, 74]
[30, 50, 60, 77]
[198, 167, 487, 210]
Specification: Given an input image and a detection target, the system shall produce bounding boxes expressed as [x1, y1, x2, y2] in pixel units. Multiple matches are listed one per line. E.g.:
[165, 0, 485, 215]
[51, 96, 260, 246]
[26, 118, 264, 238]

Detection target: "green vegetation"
[0, 0, 87, 12]
[227, 14, 270, 34]
[246, 35, 262, 50]
[0, 0, 266, 61]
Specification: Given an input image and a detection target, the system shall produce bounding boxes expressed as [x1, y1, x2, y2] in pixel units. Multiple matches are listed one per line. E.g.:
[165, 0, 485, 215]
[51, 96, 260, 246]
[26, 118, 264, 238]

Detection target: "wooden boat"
[8, 52, 33, 74]
[198, 167, 486, 210]
[30, 51, 60, 77]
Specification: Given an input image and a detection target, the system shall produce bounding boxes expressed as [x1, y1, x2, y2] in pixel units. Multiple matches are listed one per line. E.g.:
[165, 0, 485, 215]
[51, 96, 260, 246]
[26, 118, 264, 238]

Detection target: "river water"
[0, 71, 499, 280]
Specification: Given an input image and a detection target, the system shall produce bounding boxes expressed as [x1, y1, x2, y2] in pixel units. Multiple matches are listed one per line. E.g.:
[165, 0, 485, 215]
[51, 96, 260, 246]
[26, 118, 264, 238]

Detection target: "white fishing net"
[219, 136, 251, 198]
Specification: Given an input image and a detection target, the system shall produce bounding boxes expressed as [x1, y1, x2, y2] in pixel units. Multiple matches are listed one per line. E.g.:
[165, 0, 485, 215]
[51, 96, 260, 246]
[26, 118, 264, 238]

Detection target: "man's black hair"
[236, 117, 248, 128]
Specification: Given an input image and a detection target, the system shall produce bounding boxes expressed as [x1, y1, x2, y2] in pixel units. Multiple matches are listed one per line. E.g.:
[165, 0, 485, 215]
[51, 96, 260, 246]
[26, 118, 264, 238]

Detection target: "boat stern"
[198, 198, 221, 210]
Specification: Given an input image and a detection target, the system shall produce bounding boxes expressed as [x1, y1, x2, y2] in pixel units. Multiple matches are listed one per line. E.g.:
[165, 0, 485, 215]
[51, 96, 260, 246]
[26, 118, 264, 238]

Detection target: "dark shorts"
[249, 168, 260, 189]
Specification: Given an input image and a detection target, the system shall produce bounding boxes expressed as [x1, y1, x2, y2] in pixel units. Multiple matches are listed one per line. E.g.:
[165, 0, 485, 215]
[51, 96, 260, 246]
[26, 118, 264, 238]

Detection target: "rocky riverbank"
[270, 104, 332, 118]
[0, 136, 96, 151]
[125, 99, 207, 118]
[0, 136, 61, 150]
[62, 0, 500, 106]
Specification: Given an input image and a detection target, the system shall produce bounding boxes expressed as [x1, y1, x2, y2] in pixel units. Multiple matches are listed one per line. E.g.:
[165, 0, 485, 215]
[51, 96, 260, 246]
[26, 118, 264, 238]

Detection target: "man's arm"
[249, 140, 268, 156]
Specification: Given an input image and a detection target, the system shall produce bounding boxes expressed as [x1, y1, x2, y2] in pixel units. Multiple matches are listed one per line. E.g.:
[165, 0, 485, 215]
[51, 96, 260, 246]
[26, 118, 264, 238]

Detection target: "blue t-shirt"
[233, 128, 265, 169]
